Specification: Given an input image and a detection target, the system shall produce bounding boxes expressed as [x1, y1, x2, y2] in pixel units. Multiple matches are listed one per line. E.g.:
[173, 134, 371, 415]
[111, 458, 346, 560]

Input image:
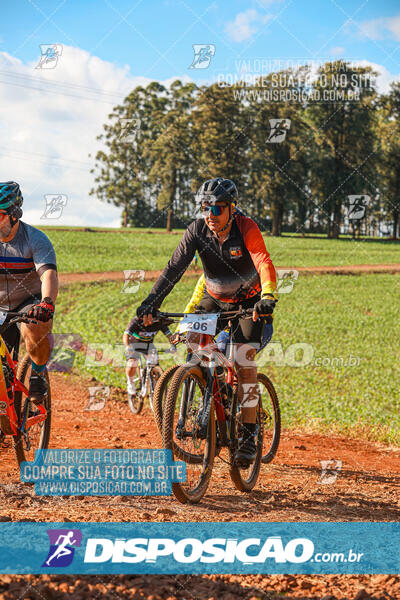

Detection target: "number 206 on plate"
[180, 313, 218, 335]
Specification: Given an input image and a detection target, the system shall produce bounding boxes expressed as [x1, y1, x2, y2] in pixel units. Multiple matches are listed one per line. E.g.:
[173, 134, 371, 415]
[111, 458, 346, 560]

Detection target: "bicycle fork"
[175, 379, 195, 439]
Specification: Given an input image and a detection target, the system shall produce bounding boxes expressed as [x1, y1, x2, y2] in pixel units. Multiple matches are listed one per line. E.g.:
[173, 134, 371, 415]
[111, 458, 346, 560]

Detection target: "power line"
[0, 145, 94, 167]
[0, 149, 93, 172]
[0, 77, 121, 105]
[0, 68, 131, 100]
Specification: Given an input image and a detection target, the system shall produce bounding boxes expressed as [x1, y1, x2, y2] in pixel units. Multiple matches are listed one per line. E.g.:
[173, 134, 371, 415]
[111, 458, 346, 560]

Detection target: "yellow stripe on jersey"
[176, 274, 205, 332]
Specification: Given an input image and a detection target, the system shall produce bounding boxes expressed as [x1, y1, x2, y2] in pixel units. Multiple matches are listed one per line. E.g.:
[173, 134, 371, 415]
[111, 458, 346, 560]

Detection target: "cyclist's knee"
[234, 343, 257, 368]
[21, 322, 52, 349]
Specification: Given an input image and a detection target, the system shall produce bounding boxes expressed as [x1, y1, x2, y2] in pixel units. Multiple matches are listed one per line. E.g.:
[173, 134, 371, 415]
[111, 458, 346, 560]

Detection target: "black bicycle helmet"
[0, 181, 23, 224]
[195, 177, 238, 205]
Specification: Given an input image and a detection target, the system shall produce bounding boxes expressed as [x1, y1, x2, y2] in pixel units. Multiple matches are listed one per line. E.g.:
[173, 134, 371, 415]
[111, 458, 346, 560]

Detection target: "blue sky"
[3, 0, 400, 83]
[0, 0, 399, 226]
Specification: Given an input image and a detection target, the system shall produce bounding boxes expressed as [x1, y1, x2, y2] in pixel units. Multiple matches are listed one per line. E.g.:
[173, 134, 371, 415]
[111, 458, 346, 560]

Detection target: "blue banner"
[20, 449, 186, 496]
[0, 522, 399, 574]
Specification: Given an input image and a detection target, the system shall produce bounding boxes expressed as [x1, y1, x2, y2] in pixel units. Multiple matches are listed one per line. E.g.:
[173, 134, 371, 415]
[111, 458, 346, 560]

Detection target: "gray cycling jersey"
[0, 221, 57, 310]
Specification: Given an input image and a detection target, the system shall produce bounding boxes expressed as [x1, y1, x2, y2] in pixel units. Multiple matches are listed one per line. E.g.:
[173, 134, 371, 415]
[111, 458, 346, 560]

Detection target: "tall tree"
[308, 61, 378, 238]
[90, 86, 149, 227]
[247, 67, 313, 235]
[377, 83, 400, 239]
[190, 83, 251, 194]
[146, 81, 197, 231]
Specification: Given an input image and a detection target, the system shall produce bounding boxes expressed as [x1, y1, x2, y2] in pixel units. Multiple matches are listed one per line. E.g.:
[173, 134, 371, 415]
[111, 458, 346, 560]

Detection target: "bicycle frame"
[0, 335, 46, 436]
[194, 332, 237, 447]
[136, 352, 159, 398]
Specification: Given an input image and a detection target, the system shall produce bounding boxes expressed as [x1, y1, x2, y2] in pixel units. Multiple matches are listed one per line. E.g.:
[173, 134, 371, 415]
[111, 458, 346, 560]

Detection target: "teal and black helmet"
[0, 181, 23, 218]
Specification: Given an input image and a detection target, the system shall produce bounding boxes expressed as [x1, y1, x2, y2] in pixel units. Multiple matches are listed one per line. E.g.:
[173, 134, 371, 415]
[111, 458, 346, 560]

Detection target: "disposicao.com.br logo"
[83, 536, 363, 565]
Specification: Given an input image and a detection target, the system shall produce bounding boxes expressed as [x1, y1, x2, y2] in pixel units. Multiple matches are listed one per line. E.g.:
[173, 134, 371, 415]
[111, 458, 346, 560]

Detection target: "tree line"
[90, 61, 400, 238]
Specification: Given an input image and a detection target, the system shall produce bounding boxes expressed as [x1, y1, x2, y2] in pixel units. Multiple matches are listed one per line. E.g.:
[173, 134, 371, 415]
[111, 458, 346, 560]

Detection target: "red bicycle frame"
[197, 332, 237, 423]
[0, 336, 47, 435]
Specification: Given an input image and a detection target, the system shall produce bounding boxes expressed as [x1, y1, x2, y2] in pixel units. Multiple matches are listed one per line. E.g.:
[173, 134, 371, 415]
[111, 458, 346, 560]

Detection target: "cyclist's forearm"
[147, 228, 197, 307]
[40, 268, 58, 303]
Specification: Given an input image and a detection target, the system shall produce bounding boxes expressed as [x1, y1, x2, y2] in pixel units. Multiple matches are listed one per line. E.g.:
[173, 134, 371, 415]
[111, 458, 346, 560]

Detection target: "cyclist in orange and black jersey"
[137, 178, 277, 466]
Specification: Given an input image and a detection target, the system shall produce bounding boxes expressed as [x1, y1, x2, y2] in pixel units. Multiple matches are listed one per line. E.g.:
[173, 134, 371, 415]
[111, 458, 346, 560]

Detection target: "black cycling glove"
[136, 299, 158, 318]
[253, 295, 276, 316]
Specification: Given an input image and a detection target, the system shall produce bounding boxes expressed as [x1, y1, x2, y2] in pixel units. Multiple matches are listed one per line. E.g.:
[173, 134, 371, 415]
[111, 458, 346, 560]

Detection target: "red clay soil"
[58, 264, 400, 285]
[0, 372, 399, 598]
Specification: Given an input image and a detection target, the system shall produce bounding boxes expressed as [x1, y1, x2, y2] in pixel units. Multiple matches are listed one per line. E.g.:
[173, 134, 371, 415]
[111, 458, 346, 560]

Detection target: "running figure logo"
[42, 529, 82, 567]
[35, 44, 63, 69]
[266, 119, 291, 143]
[318, 459, 342, 485]
[276, 269, 299, 294]
[347, 195, 370, 220]
[41, 195, 68, 219]
[241, 383, 260, 408]
[188, 44, 215, 69]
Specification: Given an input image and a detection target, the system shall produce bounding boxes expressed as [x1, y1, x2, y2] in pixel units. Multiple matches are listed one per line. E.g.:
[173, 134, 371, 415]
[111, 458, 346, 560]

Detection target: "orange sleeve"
[237, 215, 278, 299]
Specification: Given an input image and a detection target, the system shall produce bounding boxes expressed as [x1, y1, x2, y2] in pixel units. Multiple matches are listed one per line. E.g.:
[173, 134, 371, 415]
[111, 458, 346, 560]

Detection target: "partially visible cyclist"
[137, 177, 277, 467]
[123, 316, 174, 404]
[0, 182, 58, 404]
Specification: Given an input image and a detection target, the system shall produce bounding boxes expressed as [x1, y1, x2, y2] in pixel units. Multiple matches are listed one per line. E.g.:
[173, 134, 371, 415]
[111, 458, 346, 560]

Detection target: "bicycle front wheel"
[258, 372, 281, 464]
[153, 365, 180, 435]
[229, 383, 263, 492]
[14, 353, 51, 466]
[162, 364, 215, 504]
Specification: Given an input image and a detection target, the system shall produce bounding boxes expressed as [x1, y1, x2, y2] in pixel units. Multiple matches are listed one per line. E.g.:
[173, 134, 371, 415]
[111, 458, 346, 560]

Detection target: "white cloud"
[356, 60, 400, 94]
[329, 46, 345, 57]
[225, 9, 271, 43]
[358, 15, 400, 41]
[0, 45, 188, 227]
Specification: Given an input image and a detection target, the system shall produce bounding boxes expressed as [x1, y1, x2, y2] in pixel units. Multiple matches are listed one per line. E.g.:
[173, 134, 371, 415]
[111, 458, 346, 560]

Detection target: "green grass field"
[41, 228, 400, 273]
[53, 273, 400, 444]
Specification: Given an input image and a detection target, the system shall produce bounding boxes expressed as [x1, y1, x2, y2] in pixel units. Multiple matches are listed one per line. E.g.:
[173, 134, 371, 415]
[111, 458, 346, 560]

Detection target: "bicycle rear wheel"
[229, 383, 263, 492]
[14, 353, 51, 466]
[258, 373, 281, 464]
[162, 364, 215, 504]
[153, 365, 180, 435]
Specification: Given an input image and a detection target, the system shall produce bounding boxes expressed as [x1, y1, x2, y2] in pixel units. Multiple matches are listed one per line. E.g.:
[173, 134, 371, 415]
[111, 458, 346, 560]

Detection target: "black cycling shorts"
[197, 290, 272, 352]
[125, 340, 157, 362]
[0, 295, 41, 357]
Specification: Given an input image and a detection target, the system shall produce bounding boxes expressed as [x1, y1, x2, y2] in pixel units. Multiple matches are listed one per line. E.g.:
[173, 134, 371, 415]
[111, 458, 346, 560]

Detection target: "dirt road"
[0, 372, 399, 598]
[58, 263, 400, 285]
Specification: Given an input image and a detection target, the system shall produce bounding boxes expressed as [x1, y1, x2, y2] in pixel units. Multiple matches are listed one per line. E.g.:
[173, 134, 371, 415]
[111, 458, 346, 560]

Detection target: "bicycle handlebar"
[157, 308, 272, 319]
[5, 311, 38, 325]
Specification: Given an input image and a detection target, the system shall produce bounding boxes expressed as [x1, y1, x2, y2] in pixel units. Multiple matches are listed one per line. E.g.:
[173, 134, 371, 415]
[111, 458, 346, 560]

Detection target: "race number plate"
[180, 313, 219, 336]
[0, 311, 7, 326]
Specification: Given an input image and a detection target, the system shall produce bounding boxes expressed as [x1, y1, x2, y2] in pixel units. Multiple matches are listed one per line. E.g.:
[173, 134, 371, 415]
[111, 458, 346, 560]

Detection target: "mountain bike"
[157, 309, 280, 504]
[126, 348, 163, 415]
[0, 311, 51, 466]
